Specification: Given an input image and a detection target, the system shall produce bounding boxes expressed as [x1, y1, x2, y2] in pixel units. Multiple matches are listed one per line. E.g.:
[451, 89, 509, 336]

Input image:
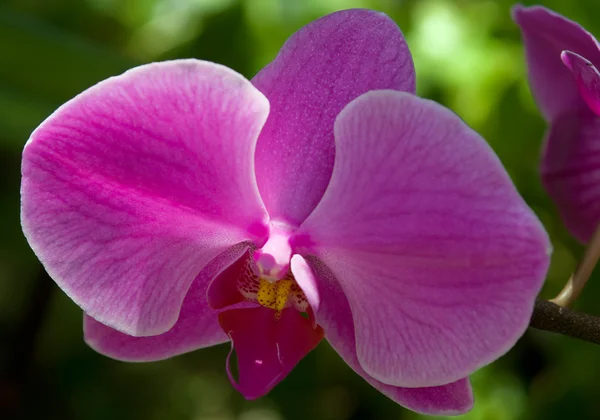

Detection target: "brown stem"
[530, 299, 600, 345]
[551, 225, 600, 307]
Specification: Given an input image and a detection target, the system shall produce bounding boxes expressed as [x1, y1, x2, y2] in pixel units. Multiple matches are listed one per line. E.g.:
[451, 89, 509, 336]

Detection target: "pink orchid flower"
[21, 9, 550, 415]
[514, 5, 600, 243]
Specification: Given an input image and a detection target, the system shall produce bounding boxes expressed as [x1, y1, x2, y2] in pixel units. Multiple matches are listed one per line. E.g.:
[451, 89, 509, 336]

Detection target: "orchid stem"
[550, 224, 600, 308]
[530, 299, 600, 345]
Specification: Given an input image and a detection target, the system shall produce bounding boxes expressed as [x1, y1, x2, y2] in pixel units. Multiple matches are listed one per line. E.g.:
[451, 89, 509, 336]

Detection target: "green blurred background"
[1, 0, 599, 419]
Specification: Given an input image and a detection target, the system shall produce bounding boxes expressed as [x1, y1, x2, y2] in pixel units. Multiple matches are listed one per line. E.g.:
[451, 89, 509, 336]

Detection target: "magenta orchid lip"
[20, 8, 550, 415]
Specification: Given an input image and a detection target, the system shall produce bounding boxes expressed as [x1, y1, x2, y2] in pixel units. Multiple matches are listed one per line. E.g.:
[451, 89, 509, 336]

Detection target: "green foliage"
[1, 0, 600, 419]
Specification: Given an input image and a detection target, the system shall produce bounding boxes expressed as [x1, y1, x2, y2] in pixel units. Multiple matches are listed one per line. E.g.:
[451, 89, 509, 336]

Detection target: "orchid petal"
[541, 110, 600, 243]
[84, 242, 254, 360]
[219, 307, 324, 399]
[307, 257, 473, 415]
[512, 5, 600, 120]
[21, 60, 269, 336]
[562, 51, 600, 116]
[299, 91, 551, 387]
[252, 9, 415, 225]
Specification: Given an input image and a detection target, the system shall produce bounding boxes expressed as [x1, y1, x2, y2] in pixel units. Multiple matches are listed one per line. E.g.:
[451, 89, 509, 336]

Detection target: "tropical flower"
[514, 5, 600, 243]
[21, 9, 550, 415]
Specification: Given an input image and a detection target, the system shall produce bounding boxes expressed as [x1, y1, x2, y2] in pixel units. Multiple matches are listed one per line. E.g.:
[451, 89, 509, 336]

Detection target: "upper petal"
[305, 256, 474, 415]
[252, 9, 415, 225]
[512, 5, 600, 120]
[21, 60, 270, 336]
[219, 306, 324, 399]
[298, 91, 551, 387]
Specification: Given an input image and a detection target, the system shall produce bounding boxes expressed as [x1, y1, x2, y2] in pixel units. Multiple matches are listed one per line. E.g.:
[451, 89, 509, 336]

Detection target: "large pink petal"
[219, 306, 324, 399]
[541, 109, 600, 243]
[304, 256, 473, 415]
[298, 91, 551, 387]
[83, 242, 252, 361]
[512, 5, 600, 120]
[252, 9, 415, 225]
[21, 60, 270, 337]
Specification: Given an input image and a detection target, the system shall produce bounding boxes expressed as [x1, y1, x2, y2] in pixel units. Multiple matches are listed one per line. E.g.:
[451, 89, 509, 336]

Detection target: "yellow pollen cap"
[257, 277, 294, 312]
